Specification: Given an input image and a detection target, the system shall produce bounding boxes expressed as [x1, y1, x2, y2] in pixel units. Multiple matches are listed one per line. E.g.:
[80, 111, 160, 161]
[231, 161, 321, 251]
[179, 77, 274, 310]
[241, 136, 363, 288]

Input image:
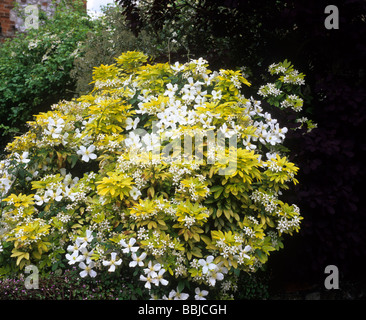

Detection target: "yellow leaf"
[184, 232, 189, 241]
[193, 233, 200, 242]
[223, 209, 231, 220]
[147, 186, 155, 198]
[217, 209, 222, 218]
[187, 251, 192, 260]
[16, 255, 24, 266]
[11, 251, 24, 258]
[33, 251, 41, 259]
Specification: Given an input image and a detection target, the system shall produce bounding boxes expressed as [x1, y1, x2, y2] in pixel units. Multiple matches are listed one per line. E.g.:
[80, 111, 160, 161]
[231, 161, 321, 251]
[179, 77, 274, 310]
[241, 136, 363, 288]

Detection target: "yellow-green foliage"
[0, 51, 303, 298]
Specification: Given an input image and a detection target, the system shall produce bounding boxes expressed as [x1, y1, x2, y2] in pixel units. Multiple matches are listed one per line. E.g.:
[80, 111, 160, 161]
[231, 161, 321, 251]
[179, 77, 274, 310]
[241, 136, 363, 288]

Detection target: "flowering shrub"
[0, 51, 306, 299]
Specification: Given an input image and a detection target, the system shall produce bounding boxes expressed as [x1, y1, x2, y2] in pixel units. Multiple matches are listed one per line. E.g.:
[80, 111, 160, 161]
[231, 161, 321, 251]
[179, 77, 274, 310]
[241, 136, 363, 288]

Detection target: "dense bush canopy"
[0, 51, 307, 298]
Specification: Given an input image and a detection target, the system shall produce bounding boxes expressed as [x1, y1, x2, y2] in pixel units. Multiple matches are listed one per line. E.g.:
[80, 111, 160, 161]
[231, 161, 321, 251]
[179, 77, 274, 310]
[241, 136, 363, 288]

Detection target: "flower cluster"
[0, 51, 305, 299]
[257, 83, 283, 98]
[257, 60, 311, 118]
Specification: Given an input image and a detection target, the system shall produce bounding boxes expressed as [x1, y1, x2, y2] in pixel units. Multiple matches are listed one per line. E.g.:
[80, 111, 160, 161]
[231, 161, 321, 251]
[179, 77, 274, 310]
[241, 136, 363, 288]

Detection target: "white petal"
[90, 270, 97, 278]
[80, 270, 88, 278]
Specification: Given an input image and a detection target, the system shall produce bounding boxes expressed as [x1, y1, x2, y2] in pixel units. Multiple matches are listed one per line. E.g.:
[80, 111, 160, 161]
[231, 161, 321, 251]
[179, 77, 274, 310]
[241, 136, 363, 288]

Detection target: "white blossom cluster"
[277, 215, 302, 234]
[10, 218, 49, 247]
[250, 190, 278, 214]
[189, 255, 228, 287]
[257, 83, 283, 98]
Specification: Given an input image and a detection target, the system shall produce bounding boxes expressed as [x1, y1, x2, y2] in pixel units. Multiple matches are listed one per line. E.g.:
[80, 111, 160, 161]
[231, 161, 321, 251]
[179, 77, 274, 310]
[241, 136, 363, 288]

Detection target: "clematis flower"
[194, 287, 209, 300]
[124, 132, 142, 150]
[79, 261, 97, 278]
[125, 117, 140, 130]
[211, 89, 222, 101]
[76, 230, 93, 249]
[154, 269, 169, 286]
[77, 145, 97, 162]
[129, 252, 147, 268]
[142, 133, 159, 152]
[79, 247, 94, 264]
[139, 274, 157, 289]
[44, 118, 64, 139]
[34, 194, 45, 206]
[67, 242, 81, 254]
[102, 252, 122, 272]
[207, 269, 224, 287]
[168, 287, 189, 300]
[198, 255, 217, 274]
[129, 186, 142, 200]
[14, 152, 31, 165]
[120, 237, 139, 254]
[66, 251, 83, 265]
[143, 260, 161, 278]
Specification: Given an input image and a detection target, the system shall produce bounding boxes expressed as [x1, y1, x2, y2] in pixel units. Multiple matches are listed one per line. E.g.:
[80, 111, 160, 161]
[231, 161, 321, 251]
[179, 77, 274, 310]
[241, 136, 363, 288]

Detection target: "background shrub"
[0, 267, 145, 300]
[0, 0, 95, 152]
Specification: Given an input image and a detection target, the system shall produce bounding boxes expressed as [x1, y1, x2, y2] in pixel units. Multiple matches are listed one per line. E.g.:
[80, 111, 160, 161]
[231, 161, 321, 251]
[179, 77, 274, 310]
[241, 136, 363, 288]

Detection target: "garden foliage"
[0, 51, 308, 299]
[0, 0, 95, 151]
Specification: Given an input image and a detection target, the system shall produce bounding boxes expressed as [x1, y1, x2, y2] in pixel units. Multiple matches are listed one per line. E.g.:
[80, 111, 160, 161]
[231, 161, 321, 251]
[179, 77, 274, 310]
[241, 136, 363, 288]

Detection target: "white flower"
[171, 61, 184, 73]
[143, 260, 161, 278]
[218, 123, 236, 138]
[102, 252, 122, 272]
[168, 287, 189, 300]
[164, 83, 178, 98]
[207, 270, 224, 287]
[266, 152, 278, 161]
[66, 251, 83, 265]
[34, 194, 45, 206]
[19, 152, 31, 164]
[44, 117, 65, 139]
[67, 243, 80, 253]
[129, 186, 142, 200]
[79, 261, 97, 278]
[139, 274, 157, 289]
[211, 90, 222, 101]
[194, 287, 209, 300]
[124, 132, 142, 150]
[142, 133, 160, 152]
[76, 230, 93, 249]
[243, 136, 256, 150]
[64, 186, 76, 201]
[198, 255, 217, 274]
[125, 117, 140, 130]
[77, 145, 97, 162]
[14, 152, 31, 165]
[79, 247, 94, 264]
[129, 252, 147, 267]
[53, 188, 63, 202]
[241, 245, 252, 260]
[216, 261, 229, 275]
[154, 269, 169, 286]
[120, 237, 139, 254]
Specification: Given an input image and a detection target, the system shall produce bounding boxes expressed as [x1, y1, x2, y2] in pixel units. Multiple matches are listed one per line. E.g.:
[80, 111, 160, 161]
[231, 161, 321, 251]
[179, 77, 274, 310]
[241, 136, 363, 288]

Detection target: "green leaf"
[177, 280, 185, 293]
